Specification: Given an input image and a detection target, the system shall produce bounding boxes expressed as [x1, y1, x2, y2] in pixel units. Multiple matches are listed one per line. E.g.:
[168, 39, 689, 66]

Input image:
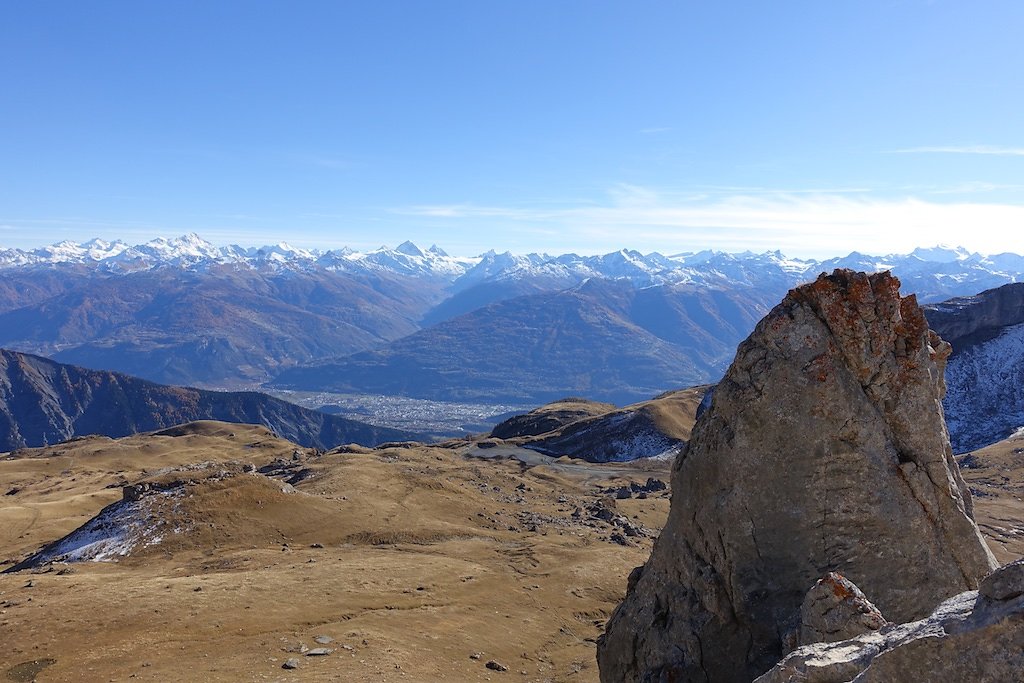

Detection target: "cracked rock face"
[597, 270, 998, 683]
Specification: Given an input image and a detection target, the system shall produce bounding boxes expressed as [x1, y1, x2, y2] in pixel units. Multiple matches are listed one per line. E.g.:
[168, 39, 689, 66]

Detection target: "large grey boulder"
[795, 573, 887, 649]
[755, 559, 1024, 683]
[597, 270, 997, 683]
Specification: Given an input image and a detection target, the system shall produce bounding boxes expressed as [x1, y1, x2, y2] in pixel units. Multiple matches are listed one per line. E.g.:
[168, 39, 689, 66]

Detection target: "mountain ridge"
[5, 234, 1024, 394]
[4, 234, 1023, 304]
[0, 348, 417, 451]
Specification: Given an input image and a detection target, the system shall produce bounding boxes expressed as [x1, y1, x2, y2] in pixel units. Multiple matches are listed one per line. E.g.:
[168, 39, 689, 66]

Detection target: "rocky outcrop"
[755, 559, 1024, 683]
[597, 270, 997, 683]
[795, 573, 887, 649]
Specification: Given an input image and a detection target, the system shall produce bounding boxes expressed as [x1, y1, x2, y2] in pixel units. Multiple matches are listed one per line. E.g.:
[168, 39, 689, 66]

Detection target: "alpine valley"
[2, 235, 1023, 411]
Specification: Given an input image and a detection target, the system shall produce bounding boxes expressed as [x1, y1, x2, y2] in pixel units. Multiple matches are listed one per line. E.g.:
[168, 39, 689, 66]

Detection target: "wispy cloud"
[887, 145, 1024, 156]
[398, 204, 554, 220]
[693, 184, 873, 196]
[918, 181, 1024, 195]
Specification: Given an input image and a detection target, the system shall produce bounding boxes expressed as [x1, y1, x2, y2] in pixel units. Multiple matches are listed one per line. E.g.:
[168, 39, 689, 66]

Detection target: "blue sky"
[2, 1, 1022, 257]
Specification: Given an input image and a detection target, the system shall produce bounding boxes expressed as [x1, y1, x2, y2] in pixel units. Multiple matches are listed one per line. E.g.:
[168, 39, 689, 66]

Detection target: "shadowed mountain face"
[0, 268, 444, 387]
[273, 279, 781, 405]
[0, 349, 417, 451]
[925, 282, 1024, 452]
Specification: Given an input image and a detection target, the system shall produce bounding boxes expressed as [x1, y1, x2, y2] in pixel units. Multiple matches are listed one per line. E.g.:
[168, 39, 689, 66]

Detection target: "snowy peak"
[250, 242, 316, 263]
[910, 244, 973, 263]
[395, 240, 426, 257]
[28, 238, 129, 263]
[108, 233, 223, 268]
[1, 235, 1023, 302]
[356, 242, 476, 278]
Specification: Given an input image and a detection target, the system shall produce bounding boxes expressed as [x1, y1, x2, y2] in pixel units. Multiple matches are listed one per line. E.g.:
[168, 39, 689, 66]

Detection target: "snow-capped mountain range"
[0, 234, 473, 278]
[3, 233, 1023, 301]
[3, 233, 1024, 429]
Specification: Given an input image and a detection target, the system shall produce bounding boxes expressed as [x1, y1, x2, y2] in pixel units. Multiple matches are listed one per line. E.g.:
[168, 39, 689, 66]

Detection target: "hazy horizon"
[1, 230, 1016, 262]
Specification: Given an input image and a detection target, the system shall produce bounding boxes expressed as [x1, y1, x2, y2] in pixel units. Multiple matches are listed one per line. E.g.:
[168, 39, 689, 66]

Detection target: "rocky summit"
[597, 269, 998, 683]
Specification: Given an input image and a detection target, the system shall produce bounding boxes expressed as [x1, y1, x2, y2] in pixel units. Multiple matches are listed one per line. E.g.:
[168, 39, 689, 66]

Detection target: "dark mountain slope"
[422, 275, 574, 327]
[0, 267, 443, 386]
[925, 282, 1024, 452]
[0, 349, 417, 451]
[489, 398, 617, 440]
[924, 282, 1024, 351]
[0, 268, 93, 315]
[274, 279, 779, 404]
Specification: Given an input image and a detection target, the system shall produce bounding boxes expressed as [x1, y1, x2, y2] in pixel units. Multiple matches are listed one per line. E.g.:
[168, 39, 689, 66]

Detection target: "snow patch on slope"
[944, 321, 1024, 453]
[24, 489, 185, 564]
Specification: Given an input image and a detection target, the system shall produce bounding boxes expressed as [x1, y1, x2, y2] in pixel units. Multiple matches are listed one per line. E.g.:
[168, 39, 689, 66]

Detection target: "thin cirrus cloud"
[397, 188, 1024, 258]
[888, 145, 1024, 157]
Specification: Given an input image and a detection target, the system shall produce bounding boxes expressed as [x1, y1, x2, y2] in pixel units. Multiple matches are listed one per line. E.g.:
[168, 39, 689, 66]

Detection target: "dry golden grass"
[959, 430, 1024, 564]
[0, 423, 671, 682]
[2, 416, 1019, 683]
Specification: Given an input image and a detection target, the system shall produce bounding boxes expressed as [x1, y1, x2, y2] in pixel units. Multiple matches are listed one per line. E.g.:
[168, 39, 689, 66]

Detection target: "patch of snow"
[910, 244, 972, 263]
[944, 321, 1024, 452]
[601, 426, 681, 462]
[25, 489, 184, 564]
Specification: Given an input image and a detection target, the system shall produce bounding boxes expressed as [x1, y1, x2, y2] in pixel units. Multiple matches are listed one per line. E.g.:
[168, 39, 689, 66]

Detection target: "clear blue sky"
[2, 1, 1022, 257]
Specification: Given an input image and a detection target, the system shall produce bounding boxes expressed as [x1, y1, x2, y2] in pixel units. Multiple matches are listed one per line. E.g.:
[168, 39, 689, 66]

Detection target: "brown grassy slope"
[959, 429, 1024, 564]
[0, 422, 671, 682]
[2, 416, 1019, 683]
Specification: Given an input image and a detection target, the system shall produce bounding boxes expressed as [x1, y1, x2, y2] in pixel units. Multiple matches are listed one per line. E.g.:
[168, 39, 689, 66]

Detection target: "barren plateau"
[1, 414, 1022, 682]
[1, 422, 672, 682]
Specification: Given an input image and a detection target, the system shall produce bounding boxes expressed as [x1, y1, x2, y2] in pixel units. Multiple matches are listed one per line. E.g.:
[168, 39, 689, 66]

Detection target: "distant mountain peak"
[910, 244, 972, 263]
[395, 240, 426, 257]
[1, 236, 1023, 302]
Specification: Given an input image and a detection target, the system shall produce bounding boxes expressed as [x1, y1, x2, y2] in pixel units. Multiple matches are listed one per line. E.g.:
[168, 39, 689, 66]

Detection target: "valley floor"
[267, 390, 533, 438]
